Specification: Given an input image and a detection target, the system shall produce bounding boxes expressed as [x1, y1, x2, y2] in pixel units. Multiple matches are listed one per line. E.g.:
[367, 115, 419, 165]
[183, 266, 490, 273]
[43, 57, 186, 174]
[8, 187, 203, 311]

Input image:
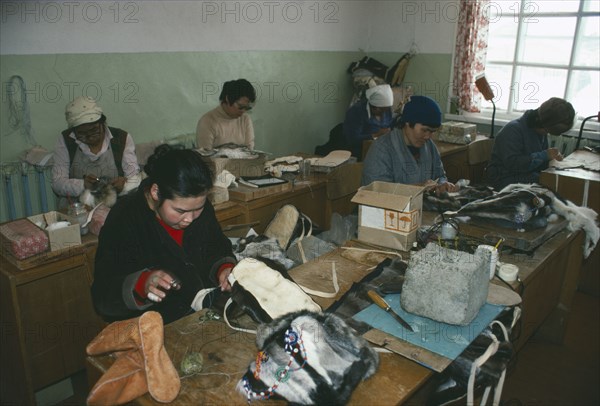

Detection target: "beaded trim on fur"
[242, 327, 307, 402]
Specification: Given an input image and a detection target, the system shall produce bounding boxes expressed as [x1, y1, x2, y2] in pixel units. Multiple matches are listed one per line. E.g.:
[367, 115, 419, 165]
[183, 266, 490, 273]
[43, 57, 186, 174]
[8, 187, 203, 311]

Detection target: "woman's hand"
[83, 174, 100, 190]
[435, 181, 459, 196]
[111, 176, 126, 193]
[547, 148, 564, 161]
[372, 127, 391, 139]
[217, 266, 233, 292]
[145, 270, 181, 303]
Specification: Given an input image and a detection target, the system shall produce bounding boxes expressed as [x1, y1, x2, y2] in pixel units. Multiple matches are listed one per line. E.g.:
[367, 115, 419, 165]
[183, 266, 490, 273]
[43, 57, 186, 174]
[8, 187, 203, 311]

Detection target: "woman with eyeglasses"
[486, 97, 574, 191]
[196, 78, 257, 150]
[362, 95, 458, 195]
[51, 96, 141, 208]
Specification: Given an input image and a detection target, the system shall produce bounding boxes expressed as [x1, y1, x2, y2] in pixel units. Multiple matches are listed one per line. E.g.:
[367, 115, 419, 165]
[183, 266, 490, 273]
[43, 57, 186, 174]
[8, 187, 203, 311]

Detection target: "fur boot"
[86, 311, 180, 405]
[264, 204, 312, 250]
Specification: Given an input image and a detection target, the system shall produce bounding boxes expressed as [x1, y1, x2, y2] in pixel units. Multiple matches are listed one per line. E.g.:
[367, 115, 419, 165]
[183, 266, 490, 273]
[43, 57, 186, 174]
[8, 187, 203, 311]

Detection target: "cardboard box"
[201, 154, 266, 178]
[438, 121, 476, 144]
[28, 211, 82, 252]
[351, 182, 425, 251]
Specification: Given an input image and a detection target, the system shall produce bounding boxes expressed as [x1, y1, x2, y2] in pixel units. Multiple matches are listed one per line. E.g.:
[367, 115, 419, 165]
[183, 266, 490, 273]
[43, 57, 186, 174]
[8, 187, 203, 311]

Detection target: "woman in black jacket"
[92, 145, 236, 324]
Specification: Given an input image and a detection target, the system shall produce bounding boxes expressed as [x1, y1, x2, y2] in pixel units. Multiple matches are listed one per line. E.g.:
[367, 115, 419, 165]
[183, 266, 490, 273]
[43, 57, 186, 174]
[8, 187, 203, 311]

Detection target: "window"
[482, 0, 599, 121]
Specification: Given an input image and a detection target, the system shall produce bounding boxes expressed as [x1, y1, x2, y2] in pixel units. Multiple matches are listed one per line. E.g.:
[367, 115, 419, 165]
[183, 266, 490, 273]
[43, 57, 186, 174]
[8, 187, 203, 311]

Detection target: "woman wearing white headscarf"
[343, 84, 394, 159]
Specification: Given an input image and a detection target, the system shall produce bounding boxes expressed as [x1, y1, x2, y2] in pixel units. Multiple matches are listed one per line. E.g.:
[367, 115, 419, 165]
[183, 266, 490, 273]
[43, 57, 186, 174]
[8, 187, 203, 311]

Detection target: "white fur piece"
[551, 197, 600, 258]
[228, 258, 321, 319]
[215, 147, 259, 159]
[264, 155, 303, 176]
[79, 189, 96, 207]
[460, 183, 599, 257]
[213, 169, 238, 188]
[191, 287, 218, 311]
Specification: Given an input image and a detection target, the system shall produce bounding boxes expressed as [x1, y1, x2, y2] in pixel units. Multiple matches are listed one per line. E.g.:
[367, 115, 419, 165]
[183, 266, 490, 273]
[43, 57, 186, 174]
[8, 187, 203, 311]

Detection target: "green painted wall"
[0, 51, 452, 221]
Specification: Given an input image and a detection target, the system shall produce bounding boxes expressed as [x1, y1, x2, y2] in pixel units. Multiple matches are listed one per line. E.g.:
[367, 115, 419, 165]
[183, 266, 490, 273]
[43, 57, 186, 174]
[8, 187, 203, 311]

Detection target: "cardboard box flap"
[351, 181, 425, 212]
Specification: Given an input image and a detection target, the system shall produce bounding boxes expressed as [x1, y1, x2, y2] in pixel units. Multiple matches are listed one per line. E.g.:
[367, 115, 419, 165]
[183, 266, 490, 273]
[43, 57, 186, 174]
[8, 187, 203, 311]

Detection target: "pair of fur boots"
[86, 311, 180, 405]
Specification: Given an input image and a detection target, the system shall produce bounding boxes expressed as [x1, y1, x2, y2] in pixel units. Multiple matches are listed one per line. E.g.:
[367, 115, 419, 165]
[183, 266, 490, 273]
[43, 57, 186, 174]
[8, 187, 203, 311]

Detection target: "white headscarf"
[365, 84, 393, 117]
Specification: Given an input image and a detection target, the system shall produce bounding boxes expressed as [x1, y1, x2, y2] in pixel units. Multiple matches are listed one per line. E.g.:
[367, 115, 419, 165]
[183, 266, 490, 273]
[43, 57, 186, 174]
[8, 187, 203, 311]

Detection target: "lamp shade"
[475, 74, 495, 101]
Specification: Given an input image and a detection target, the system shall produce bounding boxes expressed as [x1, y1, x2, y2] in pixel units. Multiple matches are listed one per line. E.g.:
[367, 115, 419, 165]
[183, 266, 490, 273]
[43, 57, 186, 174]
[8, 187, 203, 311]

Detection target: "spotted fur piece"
[437, 183, 599, 257]
[79, 181, 117, 208]
[237, 310, 379, 405]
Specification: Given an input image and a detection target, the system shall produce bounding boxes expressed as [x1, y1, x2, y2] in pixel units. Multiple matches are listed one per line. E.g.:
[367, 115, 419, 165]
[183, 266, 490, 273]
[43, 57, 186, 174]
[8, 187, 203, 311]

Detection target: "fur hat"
[401, 95, 442, 127]
[538, 97, 575, 132]
[65, 96, 103, 128]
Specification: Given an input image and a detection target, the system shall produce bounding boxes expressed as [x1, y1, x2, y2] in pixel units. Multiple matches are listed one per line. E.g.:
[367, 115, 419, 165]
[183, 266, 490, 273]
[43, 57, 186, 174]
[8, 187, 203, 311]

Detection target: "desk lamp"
[475, 74, 496, 138]
[575, 112, 599, 151]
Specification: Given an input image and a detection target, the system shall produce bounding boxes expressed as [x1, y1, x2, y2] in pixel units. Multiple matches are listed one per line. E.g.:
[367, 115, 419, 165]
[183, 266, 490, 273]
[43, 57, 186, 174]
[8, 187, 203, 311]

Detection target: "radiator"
[549, 134, 598, 156]
[0, 162, 56, 223]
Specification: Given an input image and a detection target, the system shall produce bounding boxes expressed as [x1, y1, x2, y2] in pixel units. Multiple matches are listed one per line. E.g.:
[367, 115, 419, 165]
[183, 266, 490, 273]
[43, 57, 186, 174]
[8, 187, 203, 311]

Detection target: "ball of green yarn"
[180, 352, 204, 375]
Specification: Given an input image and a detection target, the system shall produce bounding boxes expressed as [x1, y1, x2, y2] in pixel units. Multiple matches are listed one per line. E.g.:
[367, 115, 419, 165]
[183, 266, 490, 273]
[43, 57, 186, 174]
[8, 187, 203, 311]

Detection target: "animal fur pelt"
[327, 257, 407, 335]
[79, 180, 117, 208]
[427, 307, 520, 406]
[197, 143, 262, 159]
[234, 234, 297, 270]
[227, 258, 320, 324]
[442, 183, 599, 257]
[423, 185, 494, 212]
[237, 310, 379, 404]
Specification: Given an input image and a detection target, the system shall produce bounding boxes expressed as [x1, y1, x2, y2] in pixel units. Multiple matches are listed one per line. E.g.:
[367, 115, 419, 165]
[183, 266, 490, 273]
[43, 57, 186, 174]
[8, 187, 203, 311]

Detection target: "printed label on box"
[361, 206, 418, 234]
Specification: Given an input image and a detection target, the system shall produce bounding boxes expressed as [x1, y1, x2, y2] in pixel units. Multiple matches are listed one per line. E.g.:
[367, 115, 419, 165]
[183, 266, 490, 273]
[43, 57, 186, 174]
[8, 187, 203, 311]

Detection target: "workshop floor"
[57, 291, 599, 406]
[500, 290, 600, 406]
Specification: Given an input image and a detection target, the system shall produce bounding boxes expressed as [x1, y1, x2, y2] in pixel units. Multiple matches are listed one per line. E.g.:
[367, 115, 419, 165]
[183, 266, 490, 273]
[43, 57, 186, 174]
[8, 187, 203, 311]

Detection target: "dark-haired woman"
[196, 78, 257, 150]
[486, 97, 574, 190]
[92, 145, 237, 323]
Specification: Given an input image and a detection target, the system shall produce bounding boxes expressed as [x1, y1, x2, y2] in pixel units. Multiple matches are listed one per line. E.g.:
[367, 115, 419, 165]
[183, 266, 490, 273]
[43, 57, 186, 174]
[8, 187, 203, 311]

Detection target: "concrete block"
[400, 243, 491, 325]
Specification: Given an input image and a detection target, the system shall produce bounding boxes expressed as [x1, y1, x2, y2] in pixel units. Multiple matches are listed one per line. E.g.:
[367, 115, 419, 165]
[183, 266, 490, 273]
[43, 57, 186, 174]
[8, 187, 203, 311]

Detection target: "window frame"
[464, 1, 599, 139]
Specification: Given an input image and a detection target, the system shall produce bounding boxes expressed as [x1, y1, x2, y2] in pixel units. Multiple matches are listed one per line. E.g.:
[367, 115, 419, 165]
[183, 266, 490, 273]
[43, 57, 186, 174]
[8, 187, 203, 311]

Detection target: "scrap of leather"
[340, 247, 392, 267]
[86, 311, 180, 405]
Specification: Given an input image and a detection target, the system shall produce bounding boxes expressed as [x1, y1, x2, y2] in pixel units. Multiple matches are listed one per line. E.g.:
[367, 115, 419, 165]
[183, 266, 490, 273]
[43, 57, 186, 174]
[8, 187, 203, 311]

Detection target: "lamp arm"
[575, 114, 598, 151]
[490, 101, 496, 139]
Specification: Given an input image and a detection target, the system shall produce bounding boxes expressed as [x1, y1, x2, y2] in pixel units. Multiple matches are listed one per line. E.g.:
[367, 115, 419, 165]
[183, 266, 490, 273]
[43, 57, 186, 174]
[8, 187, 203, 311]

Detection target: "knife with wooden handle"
[367, 290, 414, 332]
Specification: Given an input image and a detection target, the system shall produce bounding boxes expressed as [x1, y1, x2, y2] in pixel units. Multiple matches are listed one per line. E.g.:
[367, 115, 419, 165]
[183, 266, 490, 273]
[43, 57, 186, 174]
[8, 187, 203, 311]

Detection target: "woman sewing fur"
[51, 96, 141, 209]
[92, 145, 237, 324]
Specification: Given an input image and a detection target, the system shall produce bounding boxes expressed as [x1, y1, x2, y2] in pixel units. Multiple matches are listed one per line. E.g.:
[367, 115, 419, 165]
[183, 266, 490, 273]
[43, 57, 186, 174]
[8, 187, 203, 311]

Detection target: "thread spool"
[498, 263, 519, 282]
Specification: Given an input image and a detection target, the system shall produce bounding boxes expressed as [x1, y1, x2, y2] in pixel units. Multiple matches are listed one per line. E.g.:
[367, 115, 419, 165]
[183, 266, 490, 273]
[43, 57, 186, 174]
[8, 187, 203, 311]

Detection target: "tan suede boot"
[86, 311, 180, 404]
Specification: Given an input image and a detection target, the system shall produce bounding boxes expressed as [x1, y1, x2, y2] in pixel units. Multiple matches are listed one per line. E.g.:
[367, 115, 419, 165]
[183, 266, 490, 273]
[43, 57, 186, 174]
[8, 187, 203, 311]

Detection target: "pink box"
[0, 219, 49, 259]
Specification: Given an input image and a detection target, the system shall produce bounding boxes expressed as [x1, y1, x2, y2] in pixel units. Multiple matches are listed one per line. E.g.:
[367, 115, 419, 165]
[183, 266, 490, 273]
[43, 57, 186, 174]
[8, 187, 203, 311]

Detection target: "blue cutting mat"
[354, 293, 505, 361]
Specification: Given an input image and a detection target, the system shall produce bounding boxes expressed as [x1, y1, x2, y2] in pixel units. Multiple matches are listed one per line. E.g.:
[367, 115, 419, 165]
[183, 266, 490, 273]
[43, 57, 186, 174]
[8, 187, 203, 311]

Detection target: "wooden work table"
[86, 243, 433, 405]
[423, 211, 585, 351]
[0, 233, 105, 404]
[435, 136, 493, 184]
[539, 148, 600, 296]
[86, 217, 585, 405]
[225, 163, 362, 233]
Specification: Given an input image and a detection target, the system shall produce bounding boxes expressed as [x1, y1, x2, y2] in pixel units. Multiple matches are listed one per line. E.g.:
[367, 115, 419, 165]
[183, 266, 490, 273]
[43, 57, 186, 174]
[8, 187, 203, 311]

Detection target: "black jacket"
[92, 187, 236, 324]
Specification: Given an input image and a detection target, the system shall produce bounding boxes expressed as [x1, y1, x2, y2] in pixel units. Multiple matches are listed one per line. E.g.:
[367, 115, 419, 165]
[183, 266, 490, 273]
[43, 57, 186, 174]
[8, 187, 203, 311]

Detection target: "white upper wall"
[1, 0, 457, 55]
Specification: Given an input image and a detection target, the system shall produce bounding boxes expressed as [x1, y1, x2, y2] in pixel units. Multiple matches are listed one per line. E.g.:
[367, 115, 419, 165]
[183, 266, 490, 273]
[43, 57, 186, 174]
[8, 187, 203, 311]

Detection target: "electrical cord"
[6, 75, 37, 146]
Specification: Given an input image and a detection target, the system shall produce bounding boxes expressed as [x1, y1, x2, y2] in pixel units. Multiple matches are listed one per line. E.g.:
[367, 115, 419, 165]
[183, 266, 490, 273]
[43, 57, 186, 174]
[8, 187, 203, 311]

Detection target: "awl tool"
[367, 290, 414, 332]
